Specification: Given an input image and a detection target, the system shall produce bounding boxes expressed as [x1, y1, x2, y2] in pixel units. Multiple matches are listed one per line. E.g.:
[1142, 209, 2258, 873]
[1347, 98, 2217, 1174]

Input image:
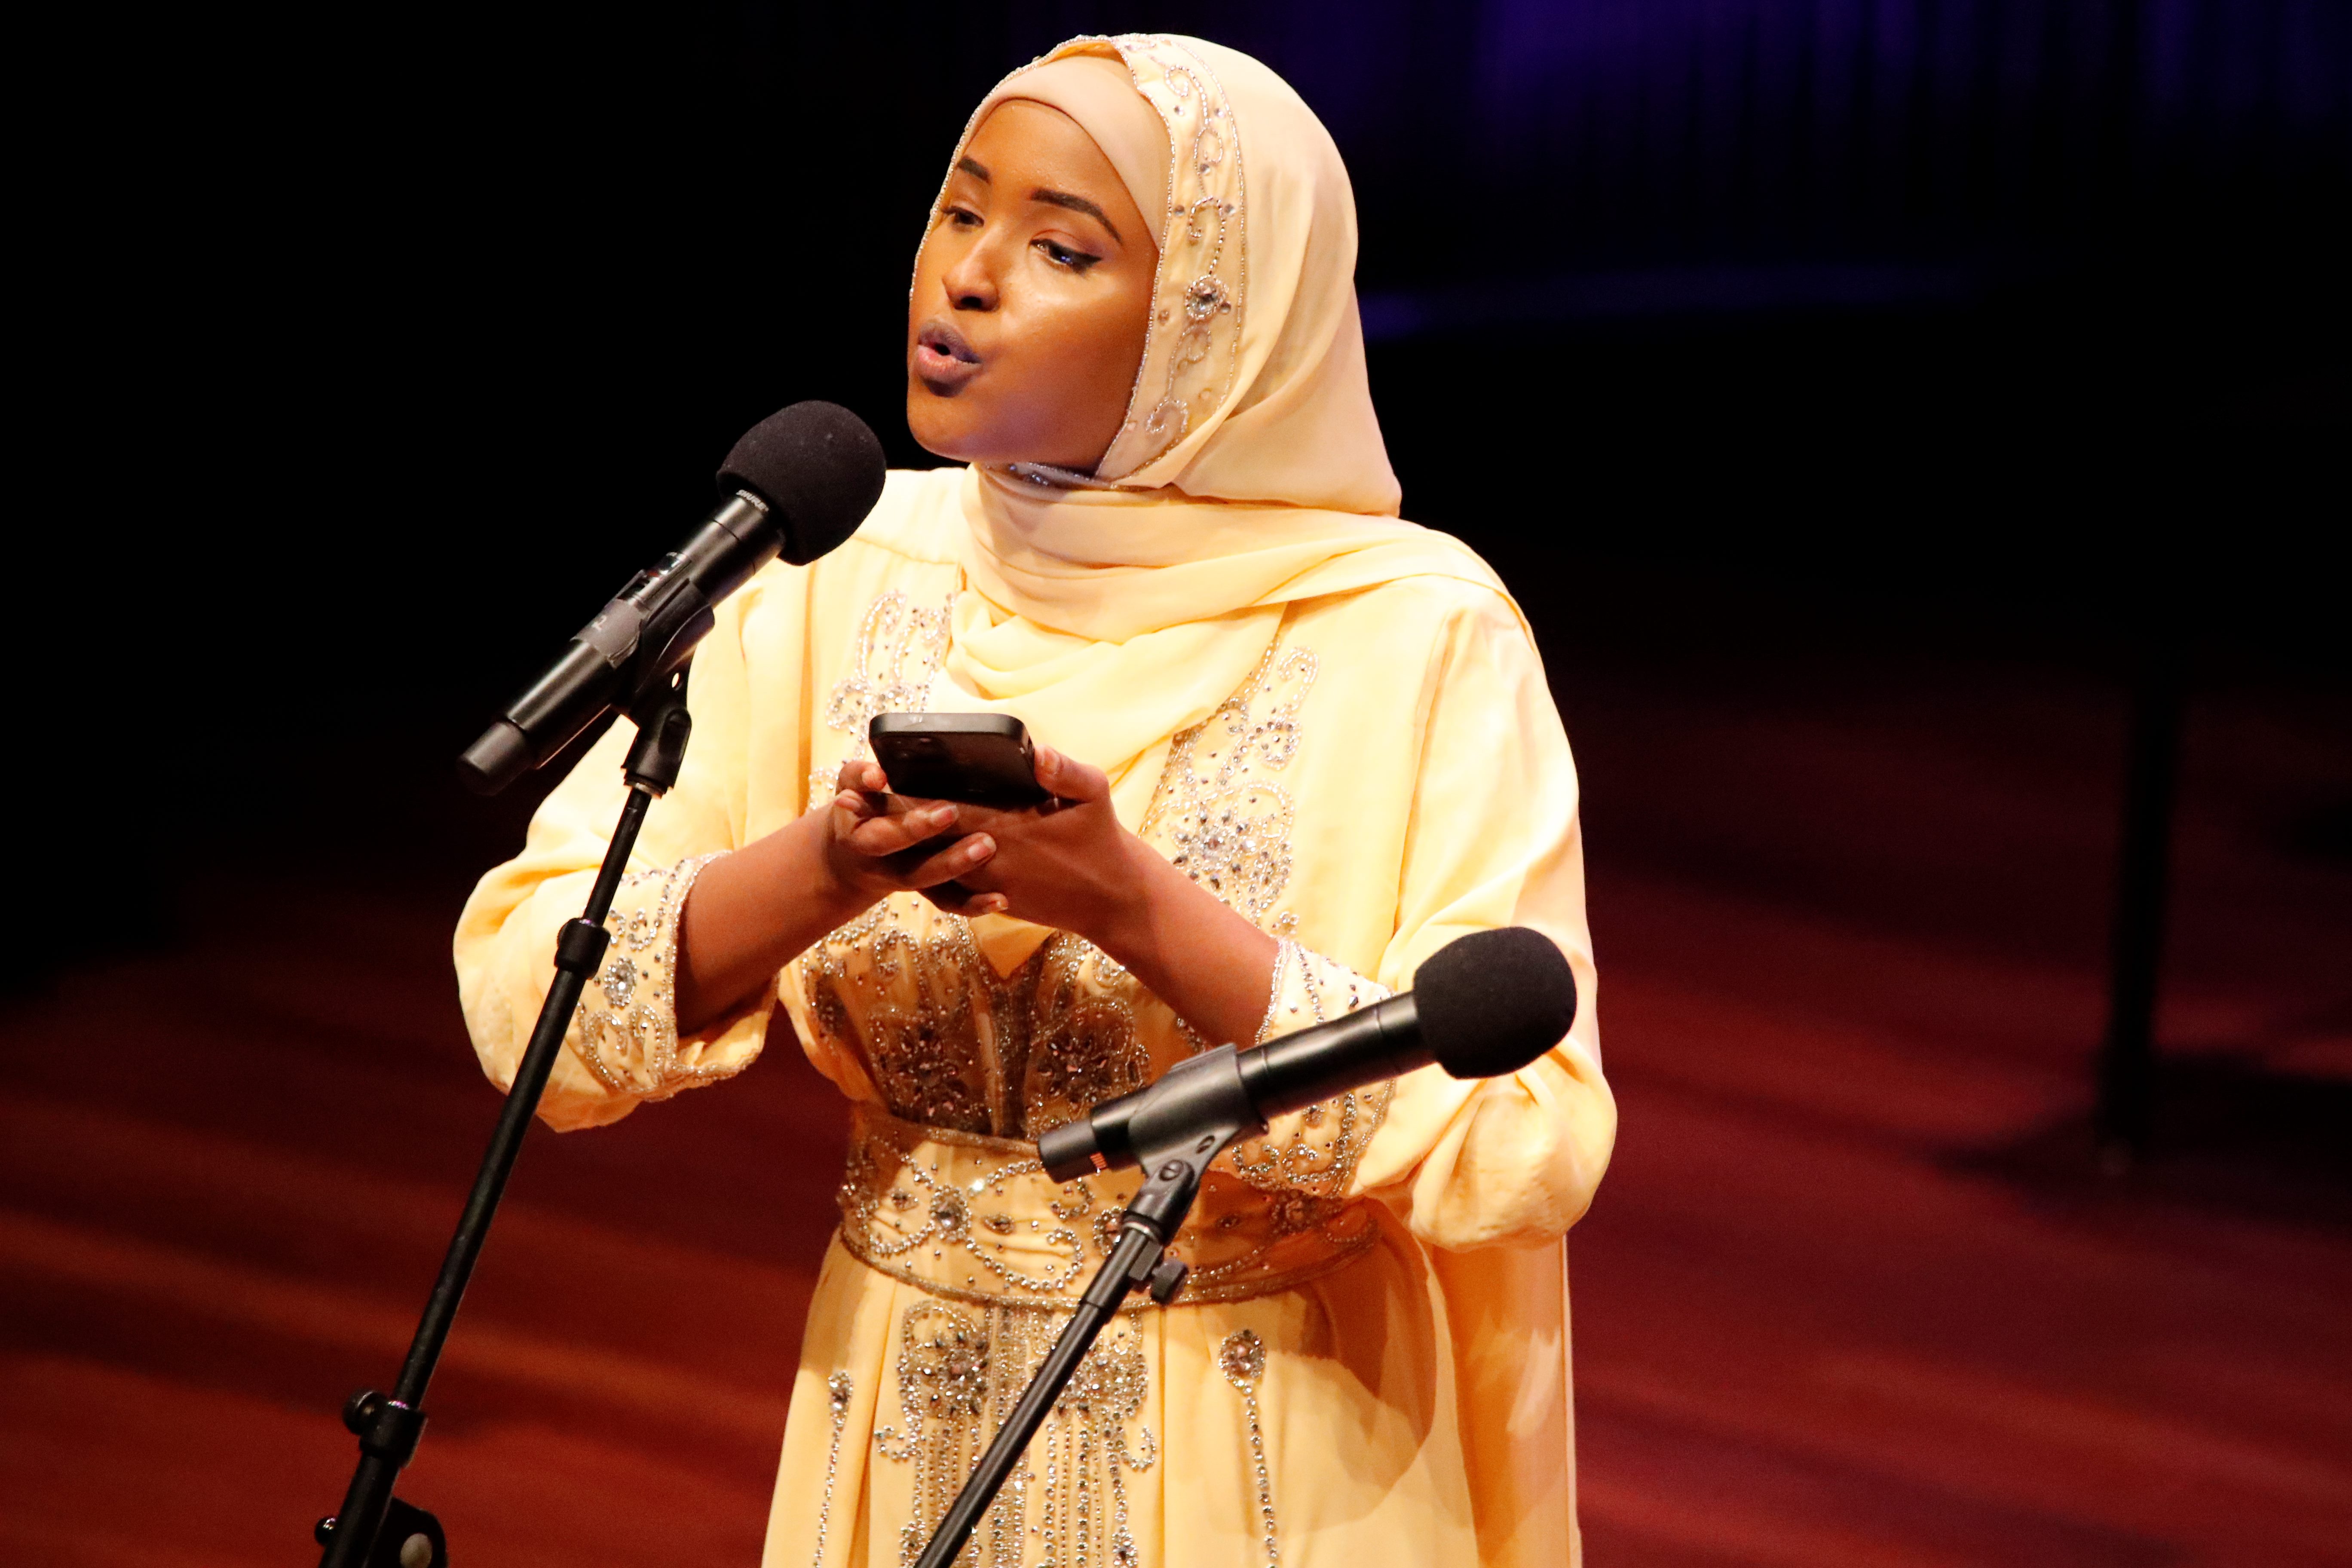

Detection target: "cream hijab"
[906, 35, 1515, 829]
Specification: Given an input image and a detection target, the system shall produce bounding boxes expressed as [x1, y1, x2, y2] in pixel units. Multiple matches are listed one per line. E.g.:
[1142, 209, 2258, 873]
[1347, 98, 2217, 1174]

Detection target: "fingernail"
[927, 805, 956, 827]
[983, 895, 1008, 913]
[968, 835, 995, 858]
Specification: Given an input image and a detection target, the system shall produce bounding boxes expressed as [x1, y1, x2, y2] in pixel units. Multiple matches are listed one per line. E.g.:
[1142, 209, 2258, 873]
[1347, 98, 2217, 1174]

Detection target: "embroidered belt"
[836, 1103, 1382, 1309]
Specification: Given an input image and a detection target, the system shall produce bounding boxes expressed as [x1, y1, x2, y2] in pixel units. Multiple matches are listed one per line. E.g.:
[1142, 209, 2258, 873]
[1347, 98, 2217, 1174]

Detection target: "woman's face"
[906, 99, 1158, 472]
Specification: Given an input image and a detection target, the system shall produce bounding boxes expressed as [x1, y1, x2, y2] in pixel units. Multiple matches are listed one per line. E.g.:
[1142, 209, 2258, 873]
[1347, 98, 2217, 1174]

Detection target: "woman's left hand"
[931, 741, 1280, 1047]
[922, 745, 1142, 939]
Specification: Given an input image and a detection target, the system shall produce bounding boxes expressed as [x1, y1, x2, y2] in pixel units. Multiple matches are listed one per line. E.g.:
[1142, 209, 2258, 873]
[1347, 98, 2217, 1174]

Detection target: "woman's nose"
[941, 240, 1000, 312]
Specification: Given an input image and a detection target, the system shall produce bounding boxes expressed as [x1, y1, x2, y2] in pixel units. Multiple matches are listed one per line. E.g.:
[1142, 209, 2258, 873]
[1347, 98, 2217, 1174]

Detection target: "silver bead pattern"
[810, 1370, 853, 1568]
[573, 852, 738, 1102]
[810, 589, 952, 806]
[1139, 643, 1315, 929]
[1254, 940, 1301, 1047]
[1219, 941, 1396, 1256]
[800, 902, 1148, 1140]
[837, 1111, 1088, 1299]
[835, 1106, 1382, 1311]
[1105, 34, 1248, 475]
[877, 1302, 1154, 1568]
[795, 594, 1413, 1560]
[1219, 1329, 1281, 1567]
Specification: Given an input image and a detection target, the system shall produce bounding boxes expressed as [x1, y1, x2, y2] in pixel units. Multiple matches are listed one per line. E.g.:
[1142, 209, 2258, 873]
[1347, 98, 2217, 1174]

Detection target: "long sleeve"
[1284, 589, 1615, 1250]
[452, 569, 810, 1132]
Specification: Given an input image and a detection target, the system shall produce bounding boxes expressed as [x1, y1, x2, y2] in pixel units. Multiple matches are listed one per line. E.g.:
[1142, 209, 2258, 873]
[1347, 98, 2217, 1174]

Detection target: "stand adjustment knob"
[342, 1390, 383, 1434]
[339, 1388, 429, 1464]
[1145, 1256, 1189, 1306]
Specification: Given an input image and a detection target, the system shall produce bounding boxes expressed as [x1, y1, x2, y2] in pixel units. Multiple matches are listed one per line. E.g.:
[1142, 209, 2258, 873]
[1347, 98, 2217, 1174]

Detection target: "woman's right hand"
[676, 760, 1001, 1032]
[817, 759, 1005, 910]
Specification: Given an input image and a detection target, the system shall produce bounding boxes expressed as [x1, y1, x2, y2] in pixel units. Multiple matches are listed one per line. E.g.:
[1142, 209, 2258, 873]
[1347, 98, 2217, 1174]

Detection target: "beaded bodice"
[787, 592, 1396, 1307]
[793, 591, 1326, 1142]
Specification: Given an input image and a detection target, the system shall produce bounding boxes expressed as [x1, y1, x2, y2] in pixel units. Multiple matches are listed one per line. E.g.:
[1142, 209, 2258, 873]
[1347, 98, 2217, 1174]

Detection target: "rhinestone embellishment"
[1218, 1327, 1267, 1386]
[1219, 1329, 1282, 1565]
[1184, 273, 1231, 322]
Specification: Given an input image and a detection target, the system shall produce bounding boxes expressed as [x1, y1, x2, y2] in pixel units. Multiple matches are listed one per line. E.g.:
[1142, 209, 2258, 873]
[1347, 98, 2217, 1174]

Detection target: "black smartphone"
[868, 712, 1051, 808]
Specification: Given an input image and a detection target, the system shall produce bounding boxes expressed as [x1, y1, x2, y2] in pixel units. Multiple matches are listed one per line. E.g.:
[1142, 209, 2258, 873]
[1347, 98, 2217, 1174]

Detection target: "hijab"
[896, 35, 1516, 831]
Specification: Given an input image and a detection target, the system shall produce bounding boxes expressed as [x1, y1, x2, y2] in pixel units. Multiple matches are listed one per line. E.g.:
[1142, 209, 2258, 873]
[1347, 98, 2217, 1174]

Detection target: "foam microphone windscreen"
[717, 401, 888, 564]
[1412, 926, 1579, 1080]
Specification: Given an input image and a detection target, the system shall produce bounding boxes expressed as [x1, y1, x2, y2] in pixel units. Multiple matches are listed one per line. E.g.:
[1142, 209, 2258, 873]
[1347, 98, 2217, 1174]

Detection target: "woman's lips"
[913, 323, 982, 391]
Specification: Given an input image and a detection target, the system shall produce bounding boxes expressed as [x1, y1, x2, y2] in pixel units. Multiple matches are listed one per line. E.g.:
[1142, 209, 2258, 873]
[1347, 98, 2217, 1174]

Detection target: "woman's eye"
[1038, 239, 1099, 273]
[940, 204, 980, 229]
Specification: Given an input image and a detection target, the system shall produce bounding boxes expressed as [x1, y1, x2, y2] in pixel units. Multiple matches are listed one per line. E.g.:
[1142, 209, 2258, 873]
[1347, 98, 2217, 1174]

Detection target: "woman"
[457, 33, 1615, 1568]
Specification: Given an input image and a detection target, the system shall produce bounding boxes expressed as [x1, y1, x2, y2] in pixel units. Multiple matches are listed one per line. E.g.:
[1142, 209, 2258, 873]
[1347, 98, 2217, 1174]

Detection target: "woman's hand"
[934, 745, 1280, 1047]
[919, 745, 1133, 929]
[820, 759, 1004, 909]
[681, 744, 1278, 1049]
[674, 759, 998, 1032]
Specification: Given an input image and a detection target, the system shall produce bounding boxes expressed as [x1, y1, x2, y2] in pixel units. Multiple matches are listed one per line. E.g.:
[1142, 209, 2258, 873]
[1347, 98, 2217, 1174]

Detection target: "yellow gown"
[456, 34, 1616, 1568]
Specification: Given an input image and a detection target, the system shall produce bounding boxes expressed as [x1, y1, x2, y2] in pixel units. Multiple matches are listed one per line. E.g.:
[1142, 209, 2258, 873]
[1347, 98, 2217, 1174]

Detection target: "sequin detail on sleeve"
[1254, 939, 1302, 1046]
[572, 852, 743, 1102]
[1223, 939, 1396, 1219]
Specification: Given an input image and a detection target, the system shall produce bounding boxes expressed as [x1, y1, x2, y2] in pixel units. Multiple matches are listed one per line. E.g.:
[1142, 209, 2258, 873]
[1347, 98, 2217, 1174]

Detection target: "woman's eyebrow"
[1028, 187, 1122, 242]
[956, 156, 991, 181]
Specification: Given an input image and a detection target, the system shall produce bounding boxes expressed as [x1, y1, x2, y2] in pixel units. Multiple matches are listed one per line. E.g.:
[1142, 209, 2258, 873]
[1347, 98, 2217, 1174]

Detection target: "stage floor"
[5, 640, 2347, 1566]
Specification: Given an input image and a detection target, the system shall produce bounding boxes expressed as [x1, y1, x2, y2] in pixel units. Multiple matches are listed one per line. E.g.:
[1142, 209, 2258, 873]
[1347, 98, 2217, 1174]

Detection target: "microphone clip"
[621, 668, 694, 796]
[1038, 1043, 1265, 1185]
[1054, 1043, 1268, 1314]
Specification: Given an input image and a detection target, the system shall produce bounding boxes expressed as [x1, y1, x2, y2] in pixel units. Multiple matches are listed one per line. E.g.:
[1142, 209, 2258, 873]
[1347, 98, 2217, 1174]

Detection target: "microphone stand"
[314, 668, 695, 1568]
[911, 1050, 1266, 1568]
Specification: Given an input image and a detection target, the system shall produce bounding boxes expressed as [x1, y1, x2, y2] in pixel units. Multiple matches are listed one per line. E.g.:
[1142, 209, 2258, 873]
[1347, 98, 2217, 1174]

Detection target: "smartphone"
[868, 712, 1051, 808]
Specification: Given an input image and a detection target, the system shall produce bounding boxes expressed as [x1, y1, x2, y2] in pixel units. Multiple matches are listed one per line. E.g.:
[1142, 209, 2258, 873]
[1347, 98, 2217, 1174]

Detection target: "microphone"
[1038, 926, 1577, 1182]
[457, 401, 888, 795]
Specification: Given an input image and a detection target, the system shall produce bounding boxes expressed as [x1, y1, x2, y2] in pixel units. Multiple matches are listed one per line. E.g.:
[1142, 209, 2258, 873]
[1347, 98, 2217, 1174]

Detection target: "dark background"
[28, 0, 2348, 979]
[8, 4, 2350, 1563]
